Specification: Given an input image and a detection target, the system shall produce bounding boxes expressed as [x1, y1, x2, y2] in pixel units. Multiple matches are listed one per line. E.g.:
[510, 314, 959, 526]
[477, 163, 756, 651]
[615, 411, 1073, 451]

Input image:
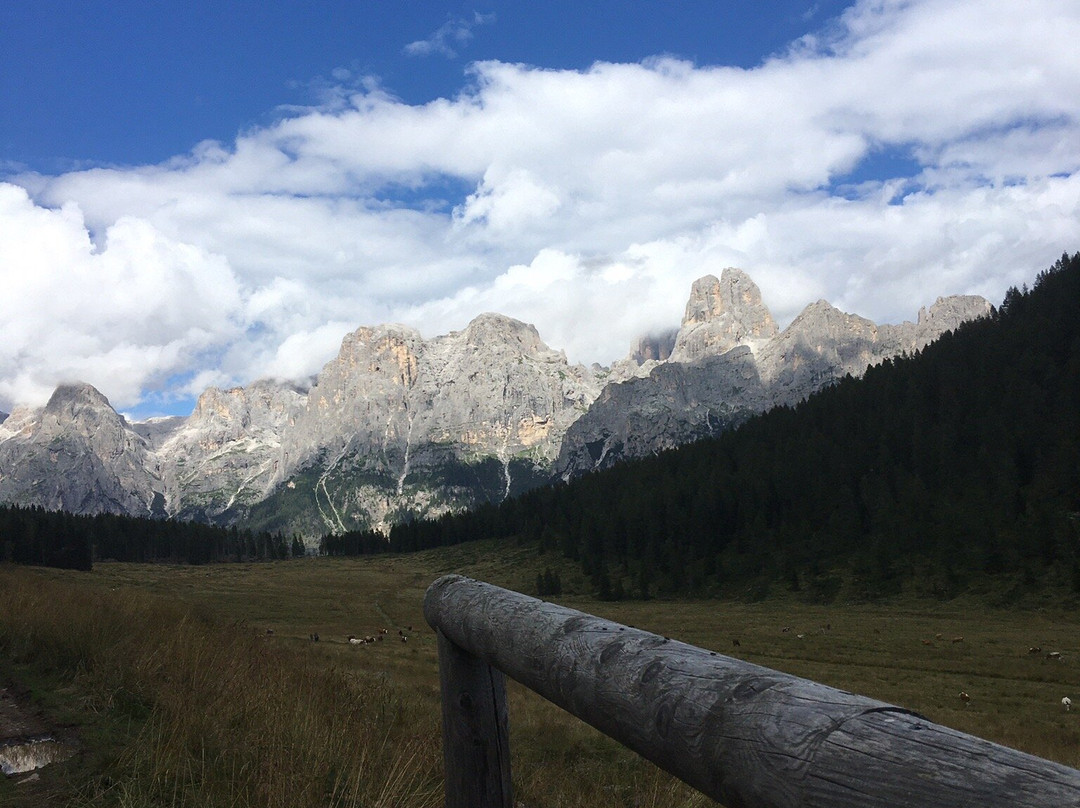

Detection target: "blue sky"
[0, 0, 1078, 419]
[2, 1, 845, 171]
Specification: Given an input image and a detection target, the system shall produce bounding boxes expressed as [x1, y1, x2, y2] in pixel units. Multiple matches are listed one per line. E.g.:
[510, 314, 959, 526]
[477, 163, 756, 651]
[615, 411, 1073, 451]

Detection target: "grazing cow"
[349, 637, 362, 645]
[265, 628, 274, 635]
[732, 639, 741, 648]
[796, 633, 806, 639]
[379, 629, 388, 635]
[1047, 651, 1063, 661]
[1063, 697, 1072, 712]
[952, 636, 964, 643]
[1028, 646, 1042, 655]
[401, 634, 408, 643]
[921, 639, 934, 646]
[959, 691, 971, 706]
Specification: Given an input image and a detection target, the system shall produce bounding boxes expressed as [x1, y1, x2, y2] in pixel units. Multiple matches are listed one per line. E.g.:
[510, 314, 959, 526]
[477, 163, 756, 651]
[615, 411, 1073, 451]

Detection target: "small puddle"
[0, 685, 79, 779]
[0, 736, 76, 776]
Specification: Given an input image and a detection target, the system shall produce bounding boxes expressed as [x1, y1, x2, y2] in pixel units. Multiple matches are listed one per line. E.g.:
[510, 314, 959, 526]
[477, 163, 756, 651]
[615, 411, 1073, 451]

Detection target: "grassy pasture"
[2, 542, 1079, 807]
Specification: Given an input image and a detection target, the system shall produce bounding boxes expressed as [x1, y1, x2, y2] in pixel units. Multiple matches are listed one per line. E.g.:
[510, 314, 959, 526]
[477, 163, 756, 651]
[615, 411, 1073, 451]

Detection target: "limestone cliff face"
[280, 323, 423, 479]
[0, 383, 162, 516]
[266, 313, 600, 534]
[154, 380, 307, 522]
[629, 331, 678, 365]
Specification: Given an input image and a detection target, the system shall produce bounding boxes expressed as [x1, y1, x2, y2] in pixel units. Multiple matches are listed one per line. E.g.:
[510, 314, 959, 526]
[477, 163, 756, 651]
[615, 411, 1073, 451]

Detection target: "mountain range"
[0, 269, 990, 539]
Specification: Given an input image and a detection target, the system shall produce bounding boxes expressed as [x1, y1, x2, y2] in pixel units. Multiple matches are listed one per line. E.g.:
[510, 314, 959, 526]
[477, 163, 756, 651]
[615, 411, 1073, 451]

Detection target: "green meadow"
[2, 543, 1078, 807]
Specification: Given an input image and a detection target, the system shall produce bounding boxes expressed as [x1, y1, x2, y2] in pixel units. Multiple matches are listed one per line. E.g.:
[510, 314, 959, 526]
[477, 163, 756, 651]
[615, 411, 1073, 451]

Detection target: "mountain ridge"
[555, 273, 991, 477]
[0, 269, 991, 537]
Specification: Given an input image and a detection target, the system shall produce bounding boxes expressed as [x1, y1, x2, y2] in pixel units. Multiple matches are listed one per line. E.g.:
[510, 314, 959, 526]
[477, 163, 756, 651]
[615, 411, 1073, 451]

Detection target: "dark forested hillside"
[0, 504, 299, 569]
[363, 252, 1080, 602]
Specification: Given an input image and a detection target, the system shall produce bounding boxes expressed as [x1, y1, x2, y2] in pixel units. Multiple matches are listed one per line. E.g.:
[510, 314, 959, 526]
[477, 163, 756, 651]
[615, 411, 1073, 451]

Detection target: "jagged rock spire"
[670, 268, 779, 362]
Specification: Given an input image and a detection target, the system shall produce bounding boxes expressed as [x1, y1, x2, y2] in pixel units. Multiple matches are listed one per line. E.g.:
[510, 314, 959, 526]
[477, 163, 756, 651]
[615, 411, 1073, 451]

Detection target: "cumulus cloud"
[0, 183, 244, 409]
[3, 0, 1079, 414]
[403, 12, 495, 59]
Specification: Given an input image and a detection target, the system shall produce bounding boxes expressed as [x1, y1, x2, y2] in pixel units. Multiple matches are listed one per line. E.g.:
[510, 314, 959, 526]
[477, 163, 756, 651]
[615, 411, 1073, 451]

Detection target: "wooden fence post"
[435, 627, 512, 808]
[425, 573, 1080, 808]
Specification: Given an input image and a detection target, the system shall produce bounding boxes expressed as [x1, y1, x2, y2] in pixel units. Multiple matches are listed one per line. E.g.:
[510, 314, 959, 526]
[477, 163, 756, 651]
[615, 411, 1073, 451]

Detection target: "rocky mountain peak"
[347, 325, 420, 377]
[755, 300, 881, 395]
[0, 381, 161, 517]
[918, 295, 993, 331]
[785, 299, 878, 339]
[154, 379, 306, 521]
[670, 268, 779, 362]
[333, 324, 423, 388]
[44, 382, 118, 420]
[191, 386, 240, 422]
[38, 383, 137, 446]
[462, 313, 547, 354]
[629, 330, 678, 364]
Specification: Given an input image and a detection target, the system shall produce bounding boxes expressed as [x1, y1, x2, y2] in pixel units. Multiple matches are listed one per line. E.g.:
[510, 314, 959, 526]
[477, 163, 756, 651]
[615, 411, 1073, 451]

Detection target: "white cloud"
[3, 0, 1079, 414]
[404, 12, 495, 59]
[0, 184, 244, 409]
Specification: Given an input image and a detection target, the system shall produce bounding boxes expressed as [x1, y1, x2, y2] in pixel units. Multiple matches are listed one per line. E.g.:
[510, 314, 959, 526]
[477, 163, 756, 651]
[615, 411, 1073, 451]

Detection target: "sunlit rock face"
[669, 269, 779, 363]
[269, 314, 601, 535]
[151, 379, 307, 523]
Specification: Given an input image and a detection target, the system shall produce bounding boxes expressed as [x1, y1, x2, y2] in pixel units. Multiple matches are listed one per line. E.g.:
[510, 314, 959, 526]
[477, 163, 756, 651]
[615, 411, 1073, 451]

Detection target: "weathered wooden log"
[425, 574, 1080, 808]
[435, 628, 512, 808]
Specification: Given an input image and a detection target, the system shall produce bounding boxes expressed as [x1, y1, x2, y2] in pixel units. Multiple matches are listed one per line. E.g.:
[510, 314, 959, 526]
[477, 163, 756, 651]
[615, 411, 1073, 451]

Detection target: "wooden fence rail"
[424, 573, 1080, 808]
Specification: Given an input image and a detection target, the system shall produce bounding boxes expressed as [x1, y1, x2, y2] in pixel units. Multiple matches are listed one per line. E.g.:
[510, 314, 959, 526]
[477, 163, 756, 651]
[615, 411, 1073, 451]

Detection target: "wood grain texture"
[425, 574, 1080, 808]
[435, 628, 513, 808]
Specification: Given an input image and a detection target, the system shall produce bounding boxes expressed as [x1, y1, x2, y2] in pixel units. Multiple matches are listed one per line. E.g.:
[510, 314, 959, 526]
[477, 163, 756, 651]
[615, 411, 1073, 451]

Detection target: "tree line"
[1, 504, 303, 570]
[330, 252, 1080, 602]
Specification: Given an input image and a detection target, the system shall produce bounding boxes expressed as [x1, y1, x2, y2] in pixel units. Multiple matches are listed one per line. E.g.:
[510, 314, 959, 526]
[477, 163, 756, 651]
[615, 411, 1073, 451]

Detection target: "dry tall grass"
[3, 551, 1079, 807]
[0, 567, 442, 808]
